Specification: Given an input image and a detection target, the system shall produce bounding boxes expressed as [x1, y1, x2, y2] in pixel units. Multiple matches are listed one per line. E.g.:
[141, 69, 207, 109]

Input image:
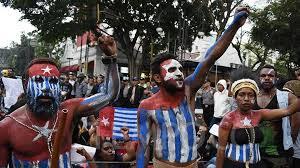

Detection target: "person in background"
[114, 77, 131, 107]
[210, 79, 230, 128]
[128, 77, 144, 108]
[60, 74, 72, 100]
[139, 77, 147, 89]
[150, 80, 159, 94]
[86, 76, 95, 97]
[76, 73, 88, 98]
[91, 74, 105, 95]
[199, 80, 215, 126]
[254, 65, 299, 168]
[69, 72, 77, 98]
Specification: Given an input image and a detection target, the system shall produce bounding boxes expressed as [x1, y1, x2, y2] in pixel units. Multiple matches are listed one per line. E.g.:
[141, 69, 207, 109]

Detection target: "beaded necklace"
[8, 112, 58, 158]
[245, 125, 255, 168]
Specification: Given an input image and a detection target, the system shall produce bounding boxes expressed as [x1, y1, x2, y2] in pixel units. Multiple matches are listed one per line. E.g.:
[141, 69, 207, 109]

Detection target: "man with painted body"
[253, 65, 299, 167]
[0, 35, 119, 167]
[136, 7, 249, 168]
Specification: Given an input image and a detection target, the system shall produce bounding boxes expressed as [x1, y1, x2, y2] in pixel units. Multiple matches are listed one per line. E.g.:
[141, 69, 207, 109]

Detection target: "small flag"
[112, 107, 138, 141]
[98, 106, 114, 137]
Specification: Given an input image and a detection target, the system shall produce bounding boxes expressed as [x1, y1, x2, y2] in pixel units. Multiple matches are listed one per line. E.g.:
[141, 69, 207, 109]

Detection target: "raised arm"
[76, 36, 120, 117]
[185, 7, 249, 93]
[136, 108, 152, 168]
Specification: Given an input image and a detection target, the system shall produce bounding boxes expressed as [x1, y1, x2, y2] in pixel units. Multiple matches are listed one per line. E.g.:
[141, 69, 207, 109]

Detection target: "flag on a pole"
[112, 107, 138, 141]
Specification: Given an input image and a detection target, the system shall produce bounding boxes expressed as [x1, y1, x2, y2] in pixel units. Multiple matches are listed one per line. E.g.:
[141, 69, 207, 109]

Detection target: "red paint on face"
[160, 59, 172, 78]
[28, 64, 60, 78]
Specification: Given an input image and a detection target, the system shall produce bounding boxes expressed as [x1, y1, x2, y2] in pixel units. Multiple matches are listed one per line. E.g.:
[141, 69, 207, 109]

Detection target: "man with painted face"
[253, 64, 299, 167]
[0, 35, 119, 167]
[136, 7, 250, 168]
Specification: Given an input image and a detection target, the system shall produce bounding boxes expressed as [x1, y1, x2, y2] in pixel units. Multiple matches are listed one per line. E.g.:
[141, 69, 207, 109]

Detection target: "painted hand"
[233, 6, 250, 27]
[98, 35, 117, 56]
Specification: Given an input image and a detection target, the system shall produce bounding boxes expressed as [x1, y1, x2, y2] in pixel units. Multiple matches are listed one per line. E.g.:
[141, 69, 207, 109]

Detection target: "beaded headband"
[231, 79, 259, 97]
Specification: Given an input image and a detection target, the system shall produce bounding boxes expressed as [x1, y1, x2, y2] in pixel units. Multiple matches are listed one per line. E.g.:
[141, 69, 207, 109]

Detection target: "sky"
[0, 0, 266, 49]
[0, 4, 36, 48]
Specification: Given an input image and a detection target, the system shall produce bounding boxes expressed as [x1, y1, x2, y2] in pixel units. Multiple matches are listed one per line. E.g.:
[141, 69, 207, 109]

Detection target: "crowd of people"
[0, 6, 300, 168]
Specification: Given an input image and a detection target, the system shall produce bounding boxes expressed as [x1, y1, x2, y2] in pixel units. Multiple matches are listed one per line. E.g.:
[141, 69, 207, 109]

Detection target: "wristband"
[102, 56, 117, 64]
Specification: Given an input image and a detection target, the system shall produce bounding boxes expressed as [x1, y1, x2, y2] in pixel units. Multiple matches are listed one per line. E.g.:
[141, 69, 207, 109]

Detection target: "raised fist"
[98, 35, 117, 56]
[233, 7, 250, 27]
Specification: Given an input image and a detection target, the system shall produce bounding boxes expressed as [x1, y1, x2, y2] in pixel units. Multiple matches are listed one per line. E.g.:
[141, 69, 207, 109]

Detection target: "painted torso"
[220, 110, 266, 164]
[0, 98, 82, 166]
[139, 92, 197, 163]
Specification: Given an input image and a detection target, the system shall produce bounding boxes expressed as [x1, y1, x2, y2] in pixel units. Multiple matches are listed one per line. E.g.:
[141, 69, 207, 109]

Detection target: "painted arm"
[287, 93, 300, 142]
[76, 36, 120, 117]
[136, 108, 152, 168]
[261, 96, 300, 121]
[185, 7, 249, 93]
[0, 121, 9, 167]
[216, 115, 232, 168]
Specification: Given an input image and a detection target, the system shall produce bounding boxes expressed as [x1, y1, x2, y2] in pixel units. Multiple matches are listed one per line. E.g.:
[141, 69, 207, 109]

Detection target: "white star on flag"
[41, 66, 52, 75]
[241, 117, 252, 126]
[101, 117, 110, 127]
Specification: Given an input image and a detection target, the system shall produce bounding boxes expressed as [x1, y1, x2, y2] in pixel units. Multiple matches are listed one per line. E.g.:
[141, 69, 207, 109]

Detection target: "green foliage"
[250, 0, 300, 67]
[1, 0, 213, 76]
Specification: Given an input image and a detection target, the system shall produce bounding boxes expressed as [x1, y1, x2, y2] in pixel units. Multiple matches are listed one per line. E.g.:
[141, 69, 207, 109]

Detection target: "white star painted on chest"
[241, 117, 252, 126]
[41, 66, 52, 75]
[32, 121, 57, 142]
[101, 117, 110, 127]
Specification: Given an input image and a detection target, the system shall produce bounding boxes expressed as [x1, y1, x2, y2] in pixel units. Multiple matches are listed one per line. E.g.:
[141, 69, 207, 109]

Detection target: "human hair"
[150, 52, 177, 75]
[25, 58, 59, 80]
[258, 64, 277, 77]
[230, 67, 258, 97]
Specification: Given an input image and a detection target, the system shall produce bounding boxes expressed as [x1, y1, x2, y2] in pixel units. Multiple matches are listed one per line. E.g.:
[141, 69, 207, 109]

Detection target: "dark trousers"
[289, 157, 300, 168]
[203, 104, 214, 126]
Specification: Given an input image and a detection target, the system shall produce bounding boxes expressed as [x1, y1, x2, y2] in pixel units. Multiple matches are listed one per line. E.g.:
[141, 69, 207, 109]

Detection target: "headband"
[231, 79, 259, 97]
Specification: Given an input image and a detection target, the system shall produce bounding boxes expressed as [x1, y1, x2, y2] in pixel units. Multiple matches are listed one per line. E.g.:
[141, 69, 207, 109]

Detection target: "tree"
[250, 0, 300, 67]
[207, 0, 244, 38]
[244, 40, 274, 70]
[1, 0, 213, 78]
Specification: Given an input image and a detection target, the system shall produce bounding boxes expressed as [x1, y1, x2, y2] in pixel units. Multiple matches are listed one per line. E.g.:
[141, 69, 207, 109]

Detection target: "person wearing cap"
[128, 77, 145, 108]
[216, 68, 300, 168]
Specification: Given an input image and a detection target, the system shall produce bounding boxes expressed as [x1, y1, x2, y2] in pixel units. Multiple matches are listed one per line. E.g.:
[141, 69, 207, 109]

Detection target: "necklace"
[245, 127, 255, 168]
[8, 112, 58, 158]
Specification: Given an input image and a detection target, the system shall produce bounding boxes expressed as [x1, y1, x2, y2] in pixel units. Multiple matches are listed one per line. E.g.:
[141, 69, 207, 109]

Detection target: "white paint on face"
[161, 59, 184, 87]
[250, 99, 255, 104]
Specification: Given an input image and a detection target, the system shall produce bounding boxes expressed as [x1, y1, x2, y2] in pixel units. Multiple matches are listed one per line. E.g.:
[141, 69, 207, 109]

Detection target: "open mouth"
[37, 96, 54, 104]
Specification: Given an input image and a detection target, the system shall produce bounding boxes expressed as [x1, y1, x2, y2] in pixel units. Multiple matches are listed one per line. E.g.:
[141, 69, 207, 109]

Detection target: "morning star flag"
[112, 107, 138, 141]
